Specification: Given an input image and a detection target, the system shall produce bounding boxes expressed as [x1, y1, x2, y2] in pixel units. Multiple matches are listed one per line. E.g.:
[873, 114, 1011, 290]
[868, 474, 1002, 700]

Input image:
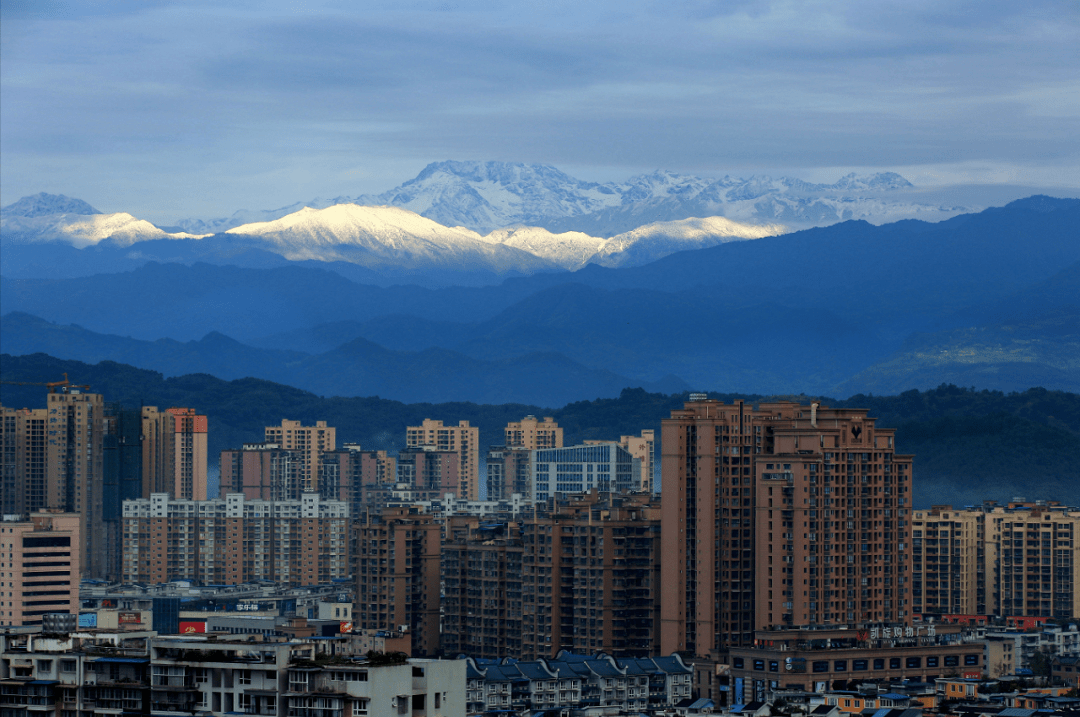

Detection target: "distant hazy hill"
[0, 313, 688, 406]
[4, 197, 1076, 396]
[835, 306, 1080, 395]
[2, 354, 1076, 508]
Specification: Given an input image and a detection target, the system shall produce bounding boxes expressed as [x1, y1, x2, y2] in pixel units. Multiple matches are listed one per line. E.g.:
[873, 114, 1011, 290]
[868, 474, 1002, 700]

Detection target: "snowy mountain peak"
[0, 212, 207, 248]
[2, 192, 101, 218]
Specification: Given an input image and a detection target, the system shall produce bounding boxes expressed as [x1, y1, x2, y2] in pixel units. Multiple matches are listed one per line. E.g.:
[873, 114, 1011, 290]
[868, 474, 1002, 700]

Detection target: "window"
[60, 660, 77, 672]
[753, 660, 765, 671]
[906, 657, 921, 669]
[853, 660, 868, 671]
[889, 658, 901, 669]
[965, 654, 980, 666]
[733, 658, 745, 669]
[769, 661, 779, 673]
[813, 661, 829, 673]
[434, 694, 441, 709]
[873, 659, 885, 670]
[353, 699, 369, 716]
[945, 656, 960, 667]
[238, 670, 251, 685]
[927, 657, 939, 668]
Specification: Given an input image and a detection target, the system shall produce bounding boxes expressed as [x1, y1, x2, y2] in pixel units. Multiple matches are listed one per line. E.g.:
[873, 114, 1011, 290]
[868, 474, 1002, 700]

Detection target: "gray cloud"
[1, 0, 1077, 221]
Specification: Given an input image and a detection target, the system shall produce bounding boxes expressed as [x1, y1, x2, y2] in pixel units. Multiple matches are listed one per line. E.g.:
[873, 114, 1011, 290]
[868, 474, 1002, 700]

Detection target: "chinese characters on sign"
[869, 625, 935, 639]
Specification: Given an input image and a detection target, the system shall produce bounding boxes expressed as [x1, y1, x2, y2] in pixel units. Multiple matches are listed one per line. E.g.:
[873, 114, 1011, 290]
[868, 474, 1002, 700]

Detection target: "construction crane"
[0, 373, 91, 393]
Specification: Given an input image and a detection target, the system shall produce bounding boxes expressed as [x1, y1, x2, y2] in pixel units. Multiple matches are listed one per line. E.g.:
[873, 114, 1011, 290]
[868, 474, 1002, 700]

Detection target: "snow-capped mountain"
[1, 210, 206, 248]
[221, 205, 786, 273]
[224, 204, 558, 274]
[1, 192, 102, 218]
[482, 227, 607, 271]
[171, 161, 970, 236]
[592, 216, 787, 268]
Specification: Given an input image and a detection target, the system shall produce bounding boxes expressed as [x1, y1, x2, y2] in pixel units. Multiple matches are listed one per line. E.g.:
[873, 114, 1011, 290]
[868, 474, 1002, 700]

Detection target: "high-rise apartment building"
[319, 444, 396, 510]
[521, 492, 662, 659]
[0, 406, 47, 515]
[219, 442, 304, 499]
[103, 404, 145, 580]
[264, 419, 336, 493]
[167, 408, 208, 500]
[121, 493, 349, 586]
[396, 447, 460, 500]
[141, 406, 208, 500]
[406, 419, 479, 501]
[485, 446, 532, 502]
[0, 512, 81, 626]
[441, 519, 524, 659]
[354, 506, 442, 656]
[660, 398, 913, 658]
[45, 388, 108, 577]
[505, 416, 563, 450]
[911, 502, 1080, 619]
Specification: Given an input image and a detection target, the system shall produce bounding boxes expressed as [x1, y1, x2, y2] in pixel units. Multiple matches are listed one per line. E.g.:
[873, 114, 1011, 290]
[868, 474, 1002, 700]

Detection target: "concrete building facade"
[0, 406, 47, 516]
[141, 406, 209, 500]
[484, 446, 531, 502]
[441, 519, 524, 659]
[505, 416, 563, 450]
[0, 512, 81, 626]
[354, 507, 442, 657]
[45, 389, 108, 578]
[660, 399, 914, 658]
[586, 429, 656, 493]
[521, 492, 662, 659]
[264, 419, 336, 494]
[406, 419, 479, 501]
[531, 443, 640, 502]
[120, 493, 349, 587]
[910, 502, 1080, 620]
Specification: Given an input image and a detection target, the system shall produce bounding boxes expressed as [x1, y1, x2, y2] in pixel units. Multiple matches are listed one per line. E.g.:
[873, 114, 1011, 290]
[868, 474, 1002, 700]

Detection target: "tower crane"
[0, 373, 91, 392]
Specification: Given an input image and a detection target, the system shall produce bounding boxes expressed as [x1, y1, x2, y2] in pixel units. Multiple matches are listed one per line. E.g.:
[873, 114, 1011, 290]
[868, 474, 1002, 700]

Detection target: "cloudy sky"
[2, 0, 1078, 224]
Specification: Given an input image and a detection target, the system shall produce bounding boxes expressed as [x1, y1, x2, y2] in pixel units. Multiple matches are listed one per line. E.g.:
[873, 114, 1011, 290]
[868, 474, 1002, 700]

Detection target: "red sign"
[964, 671, 982, 679]
[118, 612, 141, 624]
[340, 621, 353, 634]
[179, 621, 206, 634]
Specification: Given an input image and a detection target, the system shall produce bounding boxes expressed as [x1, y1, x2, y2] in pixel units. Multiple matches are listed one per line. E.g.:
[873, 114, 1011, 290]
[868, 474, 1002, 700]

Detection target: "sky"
[2, 0, 1078, 224]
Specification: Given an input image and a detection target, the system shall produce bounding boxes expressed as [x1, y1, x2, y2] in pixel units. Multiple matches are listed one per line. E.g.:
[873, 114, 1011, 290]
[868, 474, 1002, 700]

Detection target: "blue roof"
[881, 694, 909, 700]
[871, 708, 893, 717]
[93, 657, 149, 664]
[689, 698, 715, 710]
[29, 680, 60, 685]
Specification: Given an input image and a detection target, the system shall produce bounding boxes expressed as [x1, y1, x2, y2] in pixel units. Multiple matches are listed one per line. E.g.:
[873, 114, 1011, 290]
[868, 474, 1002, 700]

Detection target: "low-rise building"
[0, 627, 154, 717]
[726, 624, 985, 704]
[464, 652, 691, 716]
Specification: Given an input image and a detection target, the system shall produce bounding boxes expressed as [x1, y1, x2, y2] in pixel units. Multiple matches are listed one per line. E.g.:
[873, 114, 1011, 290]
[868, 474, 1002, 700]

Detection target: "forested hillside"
[2, 353, 1077, 507]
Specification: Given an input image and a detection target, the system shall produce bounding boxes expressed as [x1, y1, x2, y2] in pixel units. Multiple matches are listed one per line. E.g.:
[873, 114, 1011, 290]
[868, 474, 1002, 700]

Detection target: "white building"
[531, 443, 640, 502]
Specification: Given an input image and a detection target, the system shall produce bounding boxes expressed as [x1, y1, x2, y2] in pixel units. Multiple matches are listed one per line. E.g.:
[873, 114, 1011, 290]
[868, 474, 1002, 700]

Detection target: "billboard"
[118, 612, 141, 624]
[179, 621, 206, 634]
[78, 613, 98, 628]
[340, 621, 353, 634]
